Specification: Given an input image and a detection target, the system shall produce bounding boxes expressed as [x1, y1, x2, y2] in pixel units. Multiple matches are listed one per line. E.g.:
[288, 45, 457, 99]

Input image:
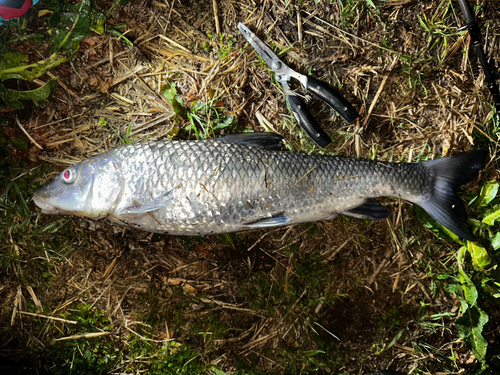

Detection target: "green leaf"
[467, 241, 492, 270]
[454, 246, 490, 364]
[437, 273, 451, 280]
[48, 0, 96, 54]
[455, 304, 489, 363]
[476, 180, 499, 208]
[0, 52, 28, 76]
[482, 204, 500, 226]
[491, 232, 500, 251]
[387, 329, 405, 349]
[0, 53, 67, 82]
[457, 246, 478, 306]
[365, 0, 376, 8]
[210, 369, 227, 375]
[202, 42, 211, 53]
[161, 82, 187, 119]
[90, 11, 107, 35]
[418, 14, 430, 32]
[0, 78, 59, 110]
[107, 28, 134, 46]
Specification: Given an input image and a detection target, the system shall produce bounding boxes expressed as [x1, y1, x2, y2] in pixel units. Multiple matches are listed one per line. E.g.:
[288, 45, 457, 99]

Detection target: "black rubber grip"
[458, 0, 474, 25]
[305, 76, 358, 123]
[287, 95, 332, 148]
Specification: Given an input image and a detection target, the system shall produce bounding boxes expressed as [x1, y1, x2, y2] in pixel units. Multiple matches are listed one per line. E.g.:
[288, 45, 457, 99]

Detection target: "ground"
[1, 0, 500, 374]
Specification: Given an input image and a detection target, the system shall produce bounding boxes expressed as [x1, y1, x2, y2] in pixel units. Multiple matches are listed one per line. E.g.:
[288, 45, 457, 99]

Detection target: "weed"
[417, 178, 500, 371]
[0, 0, 132, 111]
[336, 0, 377, 29]
[218, 34, 237, 59]
[417, 5, 460, 65]
[161, 81, 238, 139]
[124, 337, 205, 375]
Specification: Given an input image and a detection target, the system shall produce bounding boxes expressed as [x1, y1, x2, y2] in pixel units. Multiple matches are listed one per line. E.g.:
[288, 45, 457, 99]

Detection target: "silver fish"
[33, 133, 486, 240]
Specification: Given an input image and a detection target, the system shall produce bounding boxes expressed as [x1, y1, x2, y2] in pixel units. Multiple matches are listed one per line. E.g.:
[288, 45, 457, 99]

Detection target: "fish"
[33, 133, 487, 240]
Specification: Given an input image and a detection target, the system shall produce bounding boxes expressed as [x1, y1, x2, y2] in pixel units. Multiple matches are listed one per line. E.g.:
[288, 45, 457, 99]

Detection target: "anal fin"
[342, 199, 390, 220]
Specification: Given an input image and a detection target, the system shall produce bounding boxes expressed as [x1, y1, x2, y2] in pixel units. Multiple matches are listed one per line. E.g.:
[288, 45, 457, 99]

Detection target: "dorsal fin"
[220, 132, 283, 150]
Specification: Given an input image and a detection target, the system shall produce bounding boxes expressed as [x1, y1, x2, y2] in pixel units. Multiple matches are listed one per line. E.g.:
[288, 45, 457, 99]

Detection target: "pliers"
[238, 22, 358, 148]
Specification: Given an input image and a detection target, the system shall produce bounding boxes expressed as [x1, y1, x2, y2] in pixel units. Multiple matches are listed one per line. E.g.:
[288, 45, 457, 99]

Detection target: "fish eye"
[62, 168, 77, 184]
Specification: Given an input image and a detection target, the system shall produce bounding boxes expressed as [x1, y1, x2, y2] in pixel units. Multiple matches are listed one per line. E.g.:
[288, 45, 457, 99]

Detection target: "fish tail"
[417, 150, 487, 241]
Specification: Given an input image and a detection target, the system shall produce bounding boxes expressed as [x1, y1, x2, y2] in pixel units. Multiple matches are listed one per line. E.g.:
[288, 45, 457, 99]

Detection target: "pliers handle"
[279, 75, 358, 147]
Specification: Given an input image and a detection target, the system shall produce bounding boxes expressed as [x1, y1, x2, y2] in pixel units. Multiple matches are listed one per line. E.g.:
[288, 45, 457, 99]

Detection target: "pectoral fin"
[342, 199, 390, 220]
[122, 189, 175, 214]
[244, 213, 291, 228]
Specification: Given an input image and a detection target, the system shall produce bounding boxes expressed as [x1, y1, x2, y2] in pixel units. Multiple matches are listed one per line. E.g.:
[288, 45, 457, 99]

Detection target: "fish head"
[34, 157, 122, 219]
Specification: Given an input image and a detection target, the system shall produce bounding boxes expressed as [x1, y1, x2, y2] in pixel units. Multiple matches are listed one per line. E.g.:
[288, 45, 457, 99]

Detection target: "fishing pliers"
[238, 22, 358, 148]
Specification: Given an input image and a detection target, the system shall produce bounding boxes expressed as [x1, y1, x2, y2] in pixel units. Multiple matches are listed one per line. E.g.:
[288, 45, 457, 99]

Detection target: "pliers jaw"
[276, 77, 295, 96]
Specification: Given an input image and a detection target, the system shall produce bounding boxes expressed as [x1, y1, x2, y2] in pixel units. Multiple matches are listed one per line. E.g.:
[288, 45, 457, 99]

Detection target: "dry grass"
[1, 0, 500, 374]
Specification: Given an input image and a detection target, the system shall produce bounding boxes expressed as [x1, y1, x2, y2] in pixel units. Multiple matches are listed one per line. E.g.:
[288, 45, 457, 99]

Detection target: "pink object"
[0, 0, 32, 20]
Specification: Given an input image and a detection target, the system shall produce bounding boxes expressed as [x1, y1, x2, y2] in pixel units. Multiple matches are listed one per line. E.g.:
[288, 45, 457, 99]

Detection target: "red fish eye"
[62, 168, 76, 183]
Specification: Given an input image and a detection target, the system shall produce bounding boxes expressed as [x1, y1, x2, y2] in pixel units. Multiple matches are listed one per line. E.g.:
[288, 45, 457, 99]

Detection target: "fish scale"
[33, 133, 486, 240]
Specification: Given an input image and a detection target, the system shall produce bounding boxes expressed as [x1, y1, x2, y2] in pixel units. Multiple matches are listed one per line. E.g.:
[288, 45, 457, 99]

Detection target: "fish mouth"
[37, 205, 62, 215]
[33, 196, 61, 214]
[33, 186, 62, 214]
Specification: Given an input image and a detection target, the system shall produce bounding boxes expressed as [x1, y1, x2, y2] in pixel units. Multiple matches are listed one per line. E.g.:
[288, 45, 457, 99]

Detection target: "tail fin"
[417, 150, 487, 241]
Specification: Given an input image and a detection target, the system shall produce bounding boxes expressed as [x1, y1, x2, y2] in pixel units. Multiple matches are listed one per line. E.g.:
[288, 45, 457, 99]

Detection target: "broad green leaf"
[492, 232, 500, 251]
[454, 246, 491, 366]
[482, 204, 500, 226]
[444, 283, 461, 295]
[482, 279, 500, 299]
[0, 52, 28, 74]
[467, 242, 492, 270]
[0, 78, 59, 110]
[455, 305, 489, 363]
[0, 53, 67, 82]
[457, 246, 478, 306]
[476, 180, 499, 208]
[90, 10, 107, 35]
[161, 82, 187, 118]
[494, 282, 500, 298]
[49, 0, 93, 53]
[210, 368, 228, 375]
